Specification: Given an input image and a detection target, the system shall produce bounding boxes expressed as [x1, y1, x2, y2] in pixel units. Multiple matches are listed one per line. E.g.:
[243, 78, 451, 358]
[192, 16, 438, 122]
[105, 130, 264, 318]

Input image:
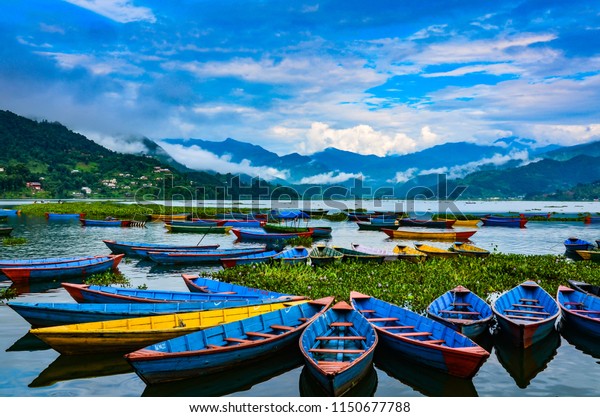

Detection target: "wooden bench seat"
[309, 348, 365, 354]
[564, 302, 584, 306]
[439, 310, 480, 315]
[378, 325, 414, 330]
[423, 339, 445, 344]
[512, 303, 545, 309]
[504, 309, 550, 316]
[398, 332, 432, 337]
[450, 302, 471, 306]
[224, 337, 250, 343]
[330, 322, 354, 327]
[570, 310, 600, 314]
[317, 361, 350, 371]
[270, 325, 295, 331]
[245, 331, 276, 338]
[505, 314, 544, 321]
[519, 298, 539, 303]
[315, 336, 366, 341]
[358, 309, 376, 313]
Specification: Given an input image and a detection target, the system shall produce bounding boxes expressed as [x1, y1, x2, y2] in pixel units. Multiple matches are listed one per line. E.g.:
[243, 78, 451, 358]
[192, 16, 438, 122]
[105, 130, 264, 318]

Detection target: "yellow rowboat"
[448, 242, 490, 257]
[30, 299, 307, 355]
[149, 213, 191, 221]
[381, 228, 477, 241]
[414, 243, 458, 259]
[437, 218, 481, 227]
[393, 245, 427, 262]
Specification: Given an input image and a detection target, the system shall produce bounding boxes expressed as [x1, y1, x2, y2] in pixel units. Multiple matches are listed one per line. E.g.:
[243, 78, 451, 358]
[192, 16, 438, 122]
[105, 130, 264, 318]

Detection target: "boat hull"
[381, 228, 476, 241]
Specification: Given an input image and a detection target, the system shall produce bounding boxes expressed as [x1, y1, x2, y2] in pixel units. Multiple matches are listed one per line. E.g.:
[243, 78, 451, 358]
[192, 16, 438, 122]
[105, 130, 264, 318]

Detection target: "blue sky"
[1, 0, 600, 160]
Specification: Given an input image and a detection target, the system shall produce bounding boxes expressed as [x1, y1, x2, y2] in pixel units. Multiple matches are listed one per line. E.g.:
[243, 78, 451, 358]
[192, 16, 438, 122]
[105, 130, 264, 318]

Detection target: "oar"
[197, 223, 214, 245]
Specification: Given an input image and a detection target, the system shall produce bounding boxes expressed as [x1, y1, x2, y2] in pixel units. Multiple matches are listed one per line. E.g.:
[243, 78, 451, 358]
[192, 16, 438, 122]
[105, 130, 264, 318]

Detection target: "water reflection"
[494, 331, 561, 389]
[142, 347, 303, 397]
[558, 320, 600, 362]
[374, 345, 478, 397]
[29, 353, 133, 388]
[299, 364, 378, 397]
[6, 331, 51, 352]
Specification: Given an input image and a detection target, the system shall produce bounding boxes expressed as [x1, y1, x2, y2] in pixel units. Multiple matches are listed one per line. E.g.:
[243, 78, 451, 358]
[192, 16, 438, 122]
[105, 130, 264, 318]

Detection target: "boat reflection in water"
[558, 320, 600, 361]
[494, 331, 561, 389]
[6, 331, 51, 352]
[29, 353, 133, 388]
[374, 345, 478, 397]
[142, 347, 303, 397]
[299, 364, 378, 397]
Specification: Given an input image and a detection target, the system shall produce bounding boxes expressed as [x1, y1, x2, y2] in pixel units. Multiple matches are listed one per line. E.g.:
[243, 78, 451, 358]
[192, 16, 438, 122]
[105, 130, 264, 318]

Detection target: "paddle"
[197, 223, 214, 245]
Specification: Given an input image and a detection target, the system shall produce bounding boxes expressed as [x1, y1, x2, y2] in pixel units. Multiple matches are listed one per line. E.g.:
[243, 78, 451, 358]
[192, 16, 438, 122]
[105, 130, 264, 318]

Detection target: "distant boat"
[1, 254, 124, 284]
[381, 228, 477, 241]
[30, 299, 307, 355]
[45, 212, 84, 220]
[492, 280, 560, 348]
[563, 237, 595, 252]
[392, 245, 427, 262]
[125, 297, 334, 385]
[102, 240, 220, 256]
[309, 245, 344, 266]
[148, 213, 191, 221]
[556, 285, 600, 338]
[0, 255, 106, 270]
[220, 247, 309, 268]
[165, 223, 232, 234]
[350, 292, 489, 378]
[437, 218, 480, 227]
[480, 216, 527, 228]
[81, 219, 145, 227]
[574, 249, 600, 263]
[300, 301, 378, 396]
[0, 209, 21, 216]
[427, 285, 494, 338]
[448, 242, 490, 257]
[414, 243, 458, 259]
[146, 247, 267, 264]
[332, 246, 386, 263]
[231, 228, 313, 242]
[399, 218, 456, 229]
[356, 221, 399, 231]
[350, 243, 398, 262]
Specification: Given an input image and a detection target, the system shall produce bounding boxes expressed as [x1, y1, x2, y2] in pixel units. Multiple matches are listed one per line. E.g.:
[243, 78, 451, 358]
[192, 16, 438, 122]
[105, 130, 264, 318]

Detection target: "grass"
[3, 237, 27, 246]
[209, 253, 600, 313]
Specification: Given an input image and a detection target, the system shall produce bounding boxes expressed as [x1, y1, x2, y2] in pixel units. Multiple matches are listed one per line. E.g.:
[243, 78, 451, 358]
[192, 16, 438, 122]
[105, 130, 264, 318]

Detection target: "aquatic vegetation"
[2, 237, 27, 246]
[0, 287, 18, 301]
[84, 270, 132, 287]
[212, 254, 600, 313]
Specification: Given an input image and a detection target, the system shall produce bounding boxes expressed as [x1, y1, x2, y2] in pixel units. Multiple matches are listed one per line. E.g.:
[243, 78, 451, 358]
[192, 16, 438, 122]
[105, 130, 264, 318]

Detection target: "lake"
[1, 200, 599, 397]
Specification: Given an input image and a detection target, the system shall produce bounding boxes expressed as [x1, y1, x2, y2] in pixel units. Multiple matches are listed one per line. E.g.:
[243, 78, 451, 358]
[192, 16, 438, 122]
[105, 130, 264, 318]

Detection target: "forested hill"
[0, 110, 227, 199]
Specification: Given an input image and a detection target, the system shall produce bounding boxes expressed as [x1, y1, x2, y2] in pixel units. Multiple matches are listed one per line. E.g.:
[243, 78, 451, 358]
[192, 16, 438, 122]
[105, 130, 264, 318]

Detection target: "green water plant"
[2, 237, 27, 246]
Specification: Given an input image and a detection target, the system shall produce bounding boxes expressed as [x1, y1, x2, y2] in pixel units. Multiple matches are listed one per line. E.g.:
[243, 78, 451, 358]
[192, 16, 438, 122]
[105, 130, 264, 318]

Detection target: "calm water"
[1, 202, 600, 397]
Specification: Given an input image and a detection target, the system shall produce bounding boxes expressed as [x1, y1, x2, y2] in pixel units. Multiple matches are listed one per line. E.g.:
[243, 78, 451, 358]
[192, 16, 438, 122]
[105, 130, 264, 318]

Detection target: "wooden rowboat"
[399, 218, 456, 229]
[81, 219, 145, 227]
[102, 240, 220, 256]
[556, 285, 600, 338]
[180, 274, 299, 299]
[492, 281, 560, 348]
[448, 242, 490, 257]
[414, 243, 458, 259]
[381, 228, 476, 241]
[30, 299, 307, 355]
[45, 212, 84, 220]
[165, 223, 232, 234]
[300, 301, 377, 396]
[574, 249, 600, 263]
[356, 221, 399, 231]
[0, 227, 13, 237]
[480, 216, 527, 228]
[231, 228, 313, 242]
[392, 245, 427, 262]
[220, 247, 309, 268]
[332, 246, 385, 263]
[350, 292, 489, 378]
[125, 297, 334, 384]
[350, 243, 398, 262]
[309, 245, 344, 266]
[567, 280, 600, 297]
[146, 247, 267, 264]
[1, 254, 124, 284]
[426, 285, 494, 338]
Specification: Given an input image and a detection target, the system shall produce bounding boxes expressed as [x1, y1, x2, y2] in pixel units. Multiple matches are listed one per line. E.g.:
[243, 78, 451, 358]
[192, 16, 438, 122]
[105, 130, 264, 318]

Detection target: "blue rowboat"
[492, 281, 560, 348]
[61, 282, 293, 304]
[181, 274, 298, 299]
[231, 228, 313, 242]
[0, 208, 21, 216]
[1, 254, 124, 285]
[124, 297, 334, 385]
[102, 240, 220, 257]
[480, 216, 527, 228]
[350, 292, 489, 378]
[7, 298, 295, 328]
[220, 247, 309, 268]
[399, 218, 456, 228]
[1, 256, 100, 268]
[146, 247, 267, 264]
[556, 285, 600, 338]
[45, 213, 84, 220]
[309, 227, 333, 237]
[167, 220, 220, 227]
[564, 237, 595, 252]
[300, 300, 378, 396]
[426, 285, 493, 339]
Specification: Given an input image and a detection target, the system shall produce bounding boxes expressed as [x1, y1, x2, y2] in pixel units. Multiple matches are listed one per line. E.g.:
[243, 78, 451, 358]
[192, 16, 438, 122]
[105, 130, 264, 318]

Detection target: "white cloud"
[157, 142, 289, 181]
[85, 132, 149, 154]
[63, 0, 156, 23]
[388, 168, 419, 183]
[298, 171, 363, 185]
[294, 122, 418, 156]
[37, 51, 143, 76]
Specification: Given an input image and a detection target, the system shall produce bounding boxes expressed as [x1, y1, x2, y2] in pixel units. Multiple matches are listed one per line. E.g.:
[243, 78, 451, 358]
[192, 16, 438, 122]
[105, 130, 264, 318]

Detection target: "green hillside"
[0, 110, 228, 199]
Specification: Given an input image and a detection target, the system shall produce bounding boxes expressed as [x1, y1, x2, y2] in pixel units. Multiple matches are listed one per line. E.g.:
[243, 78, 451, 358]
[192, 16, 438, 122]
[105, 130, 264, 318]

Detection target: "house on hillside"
[26, 181, 42, 191]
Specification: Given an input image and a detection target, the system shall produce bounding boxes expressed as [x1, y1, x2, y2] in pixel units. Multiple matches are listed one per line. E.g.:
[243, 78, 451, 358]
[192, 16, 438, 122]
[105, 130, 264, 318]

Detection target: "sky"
[1, 0, 600, 162]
